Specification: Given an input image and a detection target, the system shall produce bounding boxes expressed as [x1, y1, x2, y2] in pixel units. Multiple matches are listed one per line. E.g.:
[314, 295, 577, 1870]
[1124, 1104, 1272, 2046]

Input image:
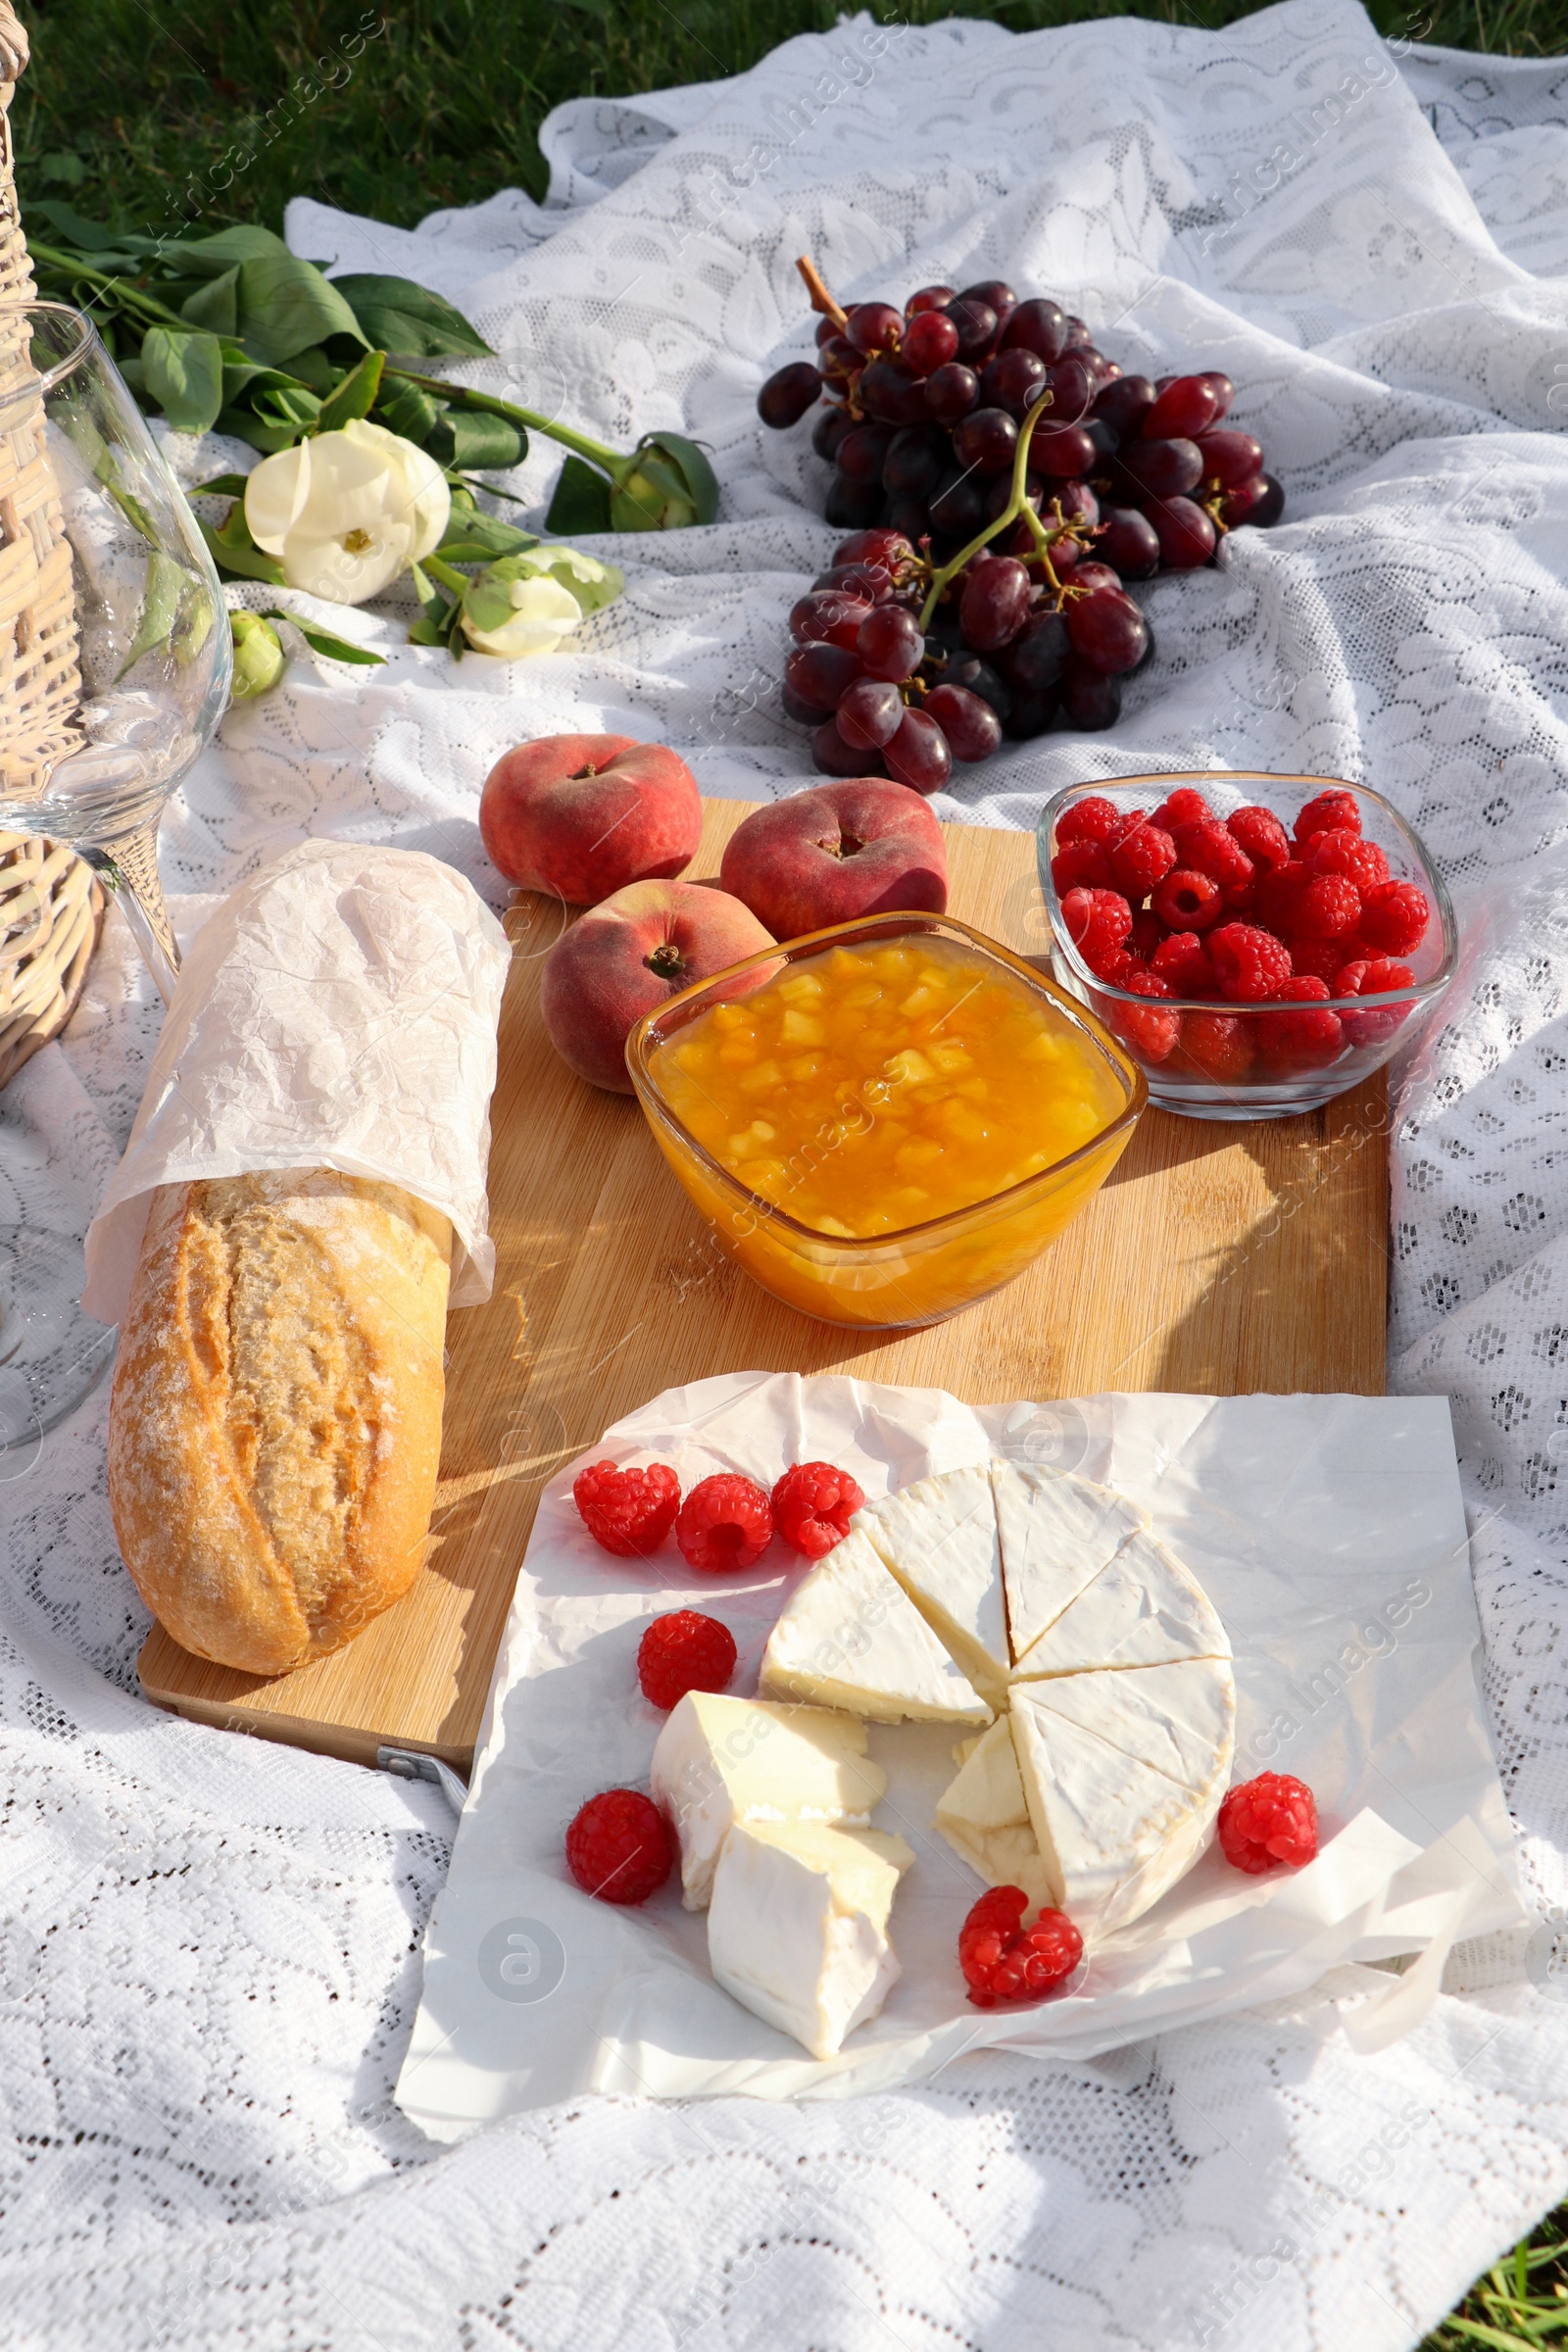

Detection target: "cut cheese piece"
[1027, 1659, 1235, 1814]
[1009, 1683, 1222, 1936]
[854, 1465, 1008, 1700]
[760, 1528, 992, 1726]
[707, 1820, 913, 2058]
[650, 1690, 886, 1911]
[1011, 1529, 1229, 1679]
[991, 1459, 1151, 1661]
[934, 1714, 1055, 1912]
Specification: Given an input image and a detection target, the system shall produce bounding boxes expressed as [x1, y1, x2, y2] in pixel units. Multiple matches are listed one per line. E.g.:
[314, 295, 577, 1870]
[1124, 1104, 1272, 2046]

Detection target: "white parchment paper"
[81, 841, 511, 1323]
[396, 1374, 1526, 2136]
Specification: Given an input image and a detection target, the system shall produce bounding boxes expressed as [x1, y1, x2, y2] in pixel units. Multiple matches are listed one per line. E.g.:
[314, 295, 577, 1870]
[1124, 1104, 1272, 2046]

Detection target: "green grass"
[16, 0, 1568, 237]
[18, 0, 1568, 2341]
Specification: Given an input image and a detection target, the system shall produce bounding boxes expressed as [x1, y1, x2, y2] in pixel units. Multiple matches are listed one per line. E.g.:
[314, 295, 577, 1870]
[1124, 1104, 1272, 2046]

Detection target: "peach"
[480, 733, 702, 905]
[718, 779, 948, 942]
[541, 879, 775, 1093]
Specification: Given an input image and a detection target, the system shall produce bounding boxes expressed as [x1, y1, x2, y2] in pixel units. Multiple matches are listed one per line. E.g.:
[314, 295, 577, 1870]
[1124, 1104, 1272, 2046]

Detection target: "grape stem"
[916, 395, 1092, 632]
[796, 256, 850, 333]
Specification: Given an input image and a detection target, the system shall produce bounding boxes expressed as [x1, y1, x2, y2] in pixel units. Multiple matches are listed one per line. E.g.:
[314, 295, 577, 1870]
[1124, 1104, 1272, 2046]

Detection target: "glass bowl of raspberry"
[1036, 773, 1457, 1120]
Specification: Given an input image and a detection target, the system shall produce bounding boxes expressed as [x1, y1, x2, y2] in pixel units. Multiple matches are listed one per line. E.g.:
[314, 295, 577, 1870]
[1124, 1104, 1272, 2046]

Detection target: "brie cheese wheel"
[1010, 1529, 1229, 1679]
[855, 1465, 1009, 1700]
[1026, 1658, 1236, 1809]
[934, 1715, 1055, 1911]
[760, 1528, 992, 1726]
[1008, 1677, 1228, 1936]
[650, 1690, 887, 1911]
[707, 1820, 914, 2059]
[991, 1460, 1151, 1662]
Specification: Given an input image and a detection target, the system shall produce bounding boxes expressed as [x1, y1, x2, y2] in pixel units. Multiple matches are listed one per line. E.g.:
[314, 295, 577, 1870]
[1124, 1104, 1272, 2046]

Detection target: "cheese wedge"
[650, 1690, 887, 1911]
[707, 1820, 913, 2059]
[760, 1528, 992, 1726]
[1008, 1681, 1224, 1936]
[854, 1465, 1009, 1700]
[934, 1715, 1055, 1911]
[1010, 1529, 1229, 1679]
[991, 1459, 1152, 1661]
[1025, 1659, 1235, 1810]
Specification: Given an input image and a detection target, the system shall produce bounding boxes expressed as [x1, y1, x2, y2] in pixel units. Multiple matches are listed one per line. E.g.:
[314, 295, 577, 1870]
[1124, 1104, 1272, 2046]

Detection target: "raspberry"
[1113, 968, 1179, 1062]
[1085, 945, 1137, 985]
[1051, 840, 1116, 894]
[1207, 921, 1291, 1002]
[1110, 821, 1177, 899]
[1360, 880, 1430, 956]
[565, 1788, 674, 1904]
[675, 1473, 774, 1572]
[574, 1460, 681, 1558]
[958, 1886, 1083, 2008]
[1293, 789, 1360, 854]
[1216, 1772, 1318, 1873]
[637, 1611, 738, 1709]
[1227, 805, 1291, 875]
[1152, 867, 1224, 932]
[1252, 858, 1310, 936]
[1338, 957, 1416, 1048]
[1055, 794, 1124, 849]
[1061, 886, 1133, 965]
[1260, 975, 1344, 1069]
[1181, 1010, 1253, 1084]
[1295, 872, 1361, 941]
[1150, 786, 1213, 832]
[1173, 819, 1254, 902]
[1151, 931, 1217, 997]
[1288, 934, 1353, 986]
[1309, 827, 1389, 893]
[772, 1461, 865, 1557]
[1127, 908, 1164, 960]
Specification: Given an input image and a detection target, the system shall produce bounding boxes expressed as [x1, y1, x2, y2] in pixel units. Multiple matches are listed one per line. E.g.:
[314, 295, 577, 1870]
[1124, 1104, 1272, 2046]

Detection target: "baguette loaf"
[108, 1168, 452, 1676]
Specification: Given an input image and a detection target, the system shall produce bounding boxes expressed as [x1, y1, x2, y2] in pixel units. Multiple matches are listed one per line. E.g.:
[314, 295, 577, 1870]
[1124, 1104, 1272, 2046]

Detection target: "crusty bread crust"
[108, 1169, 451, 1676]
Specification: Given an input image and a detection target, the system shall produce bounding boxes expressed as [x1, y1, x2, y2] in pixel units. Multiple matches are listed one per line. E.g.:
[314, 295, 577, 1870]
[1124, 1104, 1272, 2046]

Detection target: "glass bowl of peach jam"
[625, 910, 1145, 1330]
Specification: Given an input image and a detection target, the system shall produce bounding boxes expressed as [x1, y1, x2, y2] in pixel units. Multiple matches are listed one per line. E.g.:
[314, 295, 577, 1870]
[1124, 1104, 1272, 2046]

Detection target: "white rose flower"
[460, 572, 584, 660]
[245, 419, 451, 606]
[457, 546, 624, 661]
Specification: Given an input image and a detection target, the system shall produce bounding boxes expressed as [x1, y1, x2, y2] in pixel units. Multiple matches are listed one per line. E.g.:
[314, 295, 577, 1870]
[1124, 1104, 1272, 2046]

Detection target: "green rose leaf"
[192, 472, 252, 498]
[259, 610, 387, 667]
[434, 502, 539, 563]
[160, 225, 293, 278]
[437, 408, 526, 471]
[374, 375, 443, 445]
[640, 429, 719, 523]
[328, 274, 493, 360]
[199, 504, 286, 586]
[545, 454, 614, 535]
[315, 348, 386, 435]
[235, 254, 368, 368]
[141, 326, 225, 434]
[180, 268, 240, 337]
[117, 549, 188, 676]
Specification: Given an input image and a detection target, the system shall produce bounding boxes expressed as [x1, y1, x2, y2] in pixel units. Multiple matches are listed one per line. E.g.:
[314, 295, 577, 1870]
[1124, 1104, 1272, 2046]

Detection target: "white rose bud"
[244, 419, 452, 606]
[458, 546, 624, 661]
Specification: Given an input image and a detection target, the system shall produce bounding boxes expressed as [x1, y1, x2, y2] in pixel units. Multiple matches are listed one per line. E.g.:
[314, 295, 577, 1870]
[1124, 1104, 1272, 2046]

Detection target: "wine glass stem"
[76, 820, 180, 1004]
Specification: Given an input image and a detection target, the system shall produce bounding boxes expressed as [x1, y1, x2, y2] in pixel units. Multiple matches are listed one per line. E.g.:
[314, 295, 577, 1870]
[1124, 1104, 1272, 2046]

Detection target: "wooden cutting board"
[138, 798, 1389, 1770]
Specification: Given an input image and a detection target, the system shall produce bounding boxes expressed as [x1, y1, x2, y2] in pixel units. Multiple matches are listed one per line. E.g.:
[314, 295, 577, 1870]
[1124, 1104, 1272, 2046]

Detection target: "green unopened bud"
[229, 610, 285, 700]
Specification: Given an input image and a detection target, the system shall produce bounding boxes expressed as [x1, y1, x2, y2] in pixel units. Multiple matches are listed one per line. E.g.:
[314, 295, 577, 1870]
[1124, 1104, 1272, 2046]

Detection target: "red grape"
[1041, 357, 1095, 422]
[903, 310, 959, 373]
[787, 642, 863, 709]
[824, 473, 882, 530]
[811, 406, 854, 462]
[882, 425, 947, 495]
[835, 529, 913, 568]
[924, 682, 1002, 760]
[906, 284, 957, 317]
[1147, 496, 1216, 566]
[924, 363, 980, 426]
[1115, 437, 1203, 498]
[929, 470, 988, 538]
[817, 335, 860, 385]
[1004, 687, 1058, 739]
[790, 589, 872, 650]
[1198, 370, 1234, 420]
[884, 707, 953, 793]
[837, 676, 906, 749]
[947, 297, 999, 362]
[983, 347, 1050, 418]
[1051, 477, 1100, 532]
[758, 363, 822, 429]
[1093, 373, 1155, 437]
[857, 604, 925, 681]
[953, 406, 1018, 473]
[1066, 587, 1149, 675]
[1060, 661, 1122, 730]
[961, 280, 1017, 330]
[1001, 298, 1069, 364]
[815, 316, 840, 349]
[1003, 610, 1069, 691]
[1098, 506, 1161, 578]
[859, 357, 926, 424]
[812, 562, 896, 601]
[812, 718, 882, 777]
[884, 495, 931, 542]
[1030, 423, 1098, 477]
[1067, 562, 1120, 596]
[1143, 372, 1225, 440]
[942, 653, 1011, 718]
[784, 682, 832, 725]
[1195, 429, 1264, 487]
[984, 467, 1044, 522]
[837, 423, 894, 481]
[847, 302, 905, 357]
[959, 555, 1032, 651]
[1218, 473, 1285, 527]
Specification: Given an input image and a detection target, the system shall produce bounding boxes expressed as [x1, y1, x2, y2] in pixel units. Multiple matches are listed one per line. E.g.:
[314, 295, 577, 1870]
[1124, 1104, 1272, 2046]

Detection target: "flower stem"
[421, 554, 470, 597]
[31, 243, 191, 333]
[381, 364, 628, 481]
[917, 395, 1057, 633]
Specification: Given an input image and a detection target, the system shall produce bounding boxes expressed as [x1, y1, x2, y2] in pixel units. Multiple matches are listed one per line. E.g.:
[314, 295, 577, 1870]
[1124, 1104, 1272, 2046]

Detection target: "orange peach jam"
[651, 936, 1126, 1237]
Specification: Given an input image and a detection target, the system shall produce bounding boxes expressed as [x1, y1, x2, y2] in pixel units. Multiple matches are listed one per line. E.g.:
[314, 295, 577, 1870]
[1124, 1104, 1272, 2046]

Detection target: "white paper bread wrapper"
[82, 841, 511, 1325]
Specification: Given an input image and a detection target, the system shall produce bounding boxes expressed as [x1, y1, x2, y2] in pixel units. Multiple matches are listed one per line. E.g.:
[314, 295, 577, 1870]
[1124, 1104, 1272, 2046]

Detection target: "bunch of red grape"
[787, 523, 1152, 787]
[760, 271, 1282, 569]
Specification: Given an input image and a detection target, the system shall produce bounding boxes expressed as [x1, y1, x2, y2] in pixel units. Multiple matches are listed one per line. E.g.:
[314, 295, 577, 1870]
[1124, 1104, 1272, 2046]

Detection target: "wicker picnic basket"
[0, 2, 103, 1085]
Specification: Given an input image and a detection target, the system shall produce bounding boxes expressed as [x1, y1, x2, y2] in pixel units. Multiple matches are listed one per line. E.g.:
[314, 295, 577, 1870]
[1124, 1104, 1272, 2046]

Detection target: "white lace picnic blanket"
[5, 3, 1568, 2342]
